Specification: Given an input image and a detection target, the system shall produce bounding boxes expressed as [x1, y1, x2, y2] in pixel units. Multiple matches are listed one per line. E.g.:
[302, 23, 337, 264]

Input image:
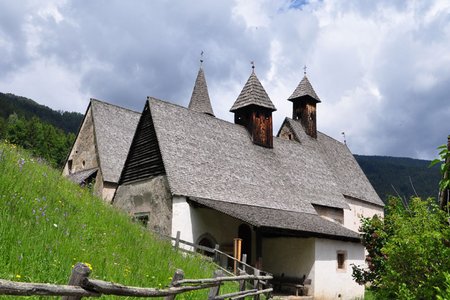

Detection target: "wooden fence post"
[164, 269, 184, 300]
[174, 231, 181, 250]
[241, 254, 247, 273]
[253, 269, 260, 300]
[238, 269, 247, 292]
[62, 263, 92, 300]
[233, 238, 242, 275]
[214, 244, 220, 264]
[207, 270, 222, 300]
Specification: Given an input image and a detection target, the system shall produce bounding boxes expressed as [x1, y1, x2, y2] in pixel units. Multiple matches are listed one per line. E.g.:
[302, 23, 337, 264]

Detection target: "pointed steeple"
[188, 64, 215, 116]
[288, 75, 321, 103]
[230, 69, 277, 112]
[288, 74, 321, 139]
[231, 67, 276, 148]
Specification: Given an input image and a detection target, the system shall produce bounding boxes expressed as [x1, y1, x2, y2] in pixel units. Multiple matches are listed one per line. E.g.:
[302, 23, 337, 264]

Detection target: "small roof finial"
[251, 61, 255, 72]
[200, 50, 204, 66]
[341, 132, 347, 145]
[303, 65, 307, 75]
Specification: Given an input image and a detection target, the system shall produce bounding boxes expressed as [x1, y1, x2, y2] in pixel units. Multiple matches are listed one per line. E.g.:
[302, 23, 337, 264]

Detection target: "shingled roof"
[190, 197, 360, 241]
[188, 67, 215, 116]
[288, 75, 321, 102]
[230, 71, 277, 112]
[282, 118, 383, 206]
[149, 97, 351, 214]
[90, 99, 140, 183]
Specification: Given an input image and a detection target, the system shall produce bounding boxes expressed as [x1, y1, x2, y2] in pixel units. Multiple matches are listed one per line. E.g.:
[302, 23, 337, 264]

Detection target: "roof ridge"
[90, 98, 141, 114]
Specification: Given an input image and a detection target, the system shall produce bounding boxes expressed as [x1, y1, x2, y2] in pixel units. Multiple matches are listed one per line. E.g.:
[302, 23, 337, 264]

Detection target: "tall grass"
[0, 142, 229, 299]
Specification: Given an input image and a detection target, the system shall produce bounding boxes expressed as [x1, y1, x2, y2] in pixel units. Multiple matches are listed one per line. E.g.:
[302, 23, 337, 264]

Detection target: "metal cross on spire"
[304, 65, 307, 75]
[200, 51, 204, 66]
[251, 61, 255, 72]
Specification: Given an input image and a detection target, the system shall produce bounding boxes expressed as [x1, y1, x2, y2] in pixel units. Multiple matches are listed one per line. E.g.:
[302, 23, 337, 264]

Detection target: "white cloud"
[0, 0, 449, 159]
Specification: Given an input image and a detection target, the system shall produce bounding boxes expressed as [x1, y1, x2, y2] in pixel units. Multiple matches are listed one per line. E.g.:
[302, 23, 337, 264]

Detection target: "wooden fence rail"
[0, 263, 273, 299]
[161, 231, 270, 278]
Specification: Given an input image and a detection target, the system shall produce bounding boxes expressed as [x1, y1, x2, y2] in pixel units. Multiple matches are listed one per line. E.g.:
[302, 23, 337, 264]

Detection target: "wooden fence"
[0, 263, 272, 299]
[163, 231, 269, 278]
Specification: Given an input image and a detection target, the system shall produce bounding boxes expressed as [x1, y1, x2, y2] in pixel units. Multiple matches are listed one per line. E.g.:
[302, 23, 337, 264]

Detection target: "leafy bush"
[353, 197, 450, 299]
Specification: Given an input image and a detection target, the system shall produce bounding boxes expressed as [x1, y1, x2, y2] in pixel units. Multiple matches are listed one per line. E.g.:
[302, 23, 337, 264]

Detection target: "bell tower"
[230, 65, 276, 148]
[288, 69, 321, 139]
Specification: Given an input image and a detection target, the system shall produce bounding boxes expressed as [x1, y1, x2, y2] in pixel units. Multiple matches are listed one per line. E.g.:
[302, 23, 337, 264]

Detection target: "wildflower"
[83, 262, 93, 271]
[53, 223, 58, 228]
[17, 158, 25, 170]
[15, 274, 21, 279]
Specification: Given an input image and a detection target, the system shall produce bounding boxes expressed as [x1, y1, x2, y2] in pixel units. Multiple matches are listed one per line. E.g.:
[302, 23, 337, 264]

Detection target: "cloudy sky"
[1, 0, 449, 159]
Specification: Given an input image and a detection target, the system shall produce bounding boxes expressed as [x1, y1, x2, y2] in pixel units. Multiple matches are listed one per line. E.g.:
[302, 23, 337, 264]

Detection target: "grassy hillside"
[0, 142, 225, 299]
[354, 155, 441, 203]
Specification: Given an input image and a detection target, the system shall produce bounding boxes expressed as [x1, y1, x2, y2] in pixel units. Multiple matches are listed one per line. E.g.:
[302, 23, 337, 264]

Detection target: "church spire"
[188, 54, 215, 116]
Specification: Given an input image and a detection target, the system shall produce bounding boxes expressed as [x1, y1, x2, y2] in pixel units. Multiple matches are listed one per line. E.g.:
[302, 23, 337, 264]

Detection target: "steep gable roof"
[90, 99, 140, 183]
[149, 97, 348, 214]
[288, 75, 321, 102]
[230, 71, 276, 112]
[282, 118, 384, 206]
[188, 67, 215, 116]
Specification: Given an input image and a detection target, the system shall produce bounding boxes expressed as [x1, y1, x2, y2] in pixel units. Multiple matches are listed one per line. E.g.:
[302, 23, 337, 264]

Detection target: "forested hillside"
[0, 93, 83, 167]
[0, 93, 83, 133]
[355, 155, 441, 203]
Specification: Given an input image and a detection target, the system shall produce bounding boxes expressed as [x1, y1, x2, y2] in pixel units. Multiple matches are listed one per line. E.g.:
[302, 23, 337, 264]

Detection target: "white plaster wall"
[262, 237, 315, 280]
[171, 198, 250, 257]
[314, 239, 365, 300]
[171, 196, 194, 250]
[344, 197, 384, 232]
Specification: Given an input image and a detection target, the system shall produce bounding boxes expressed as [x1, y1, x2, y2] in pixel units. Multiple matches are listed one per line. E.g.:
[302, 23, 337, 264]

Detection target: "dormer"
[288, 75, 321, 139]
[230, 69, 276, 148]
[188, 64, 215, 116]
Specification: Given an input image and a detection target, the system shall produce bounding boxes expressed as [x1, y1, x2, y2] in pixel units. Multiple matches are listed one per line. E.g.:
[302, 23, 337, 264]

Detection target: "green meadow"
[0, 141, 233, 299]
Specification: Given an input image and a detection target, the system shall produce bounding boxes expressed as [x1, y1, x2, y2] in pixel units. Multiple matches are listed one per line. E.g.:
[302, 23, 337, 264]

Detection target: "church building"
[64, 62, 384, 299]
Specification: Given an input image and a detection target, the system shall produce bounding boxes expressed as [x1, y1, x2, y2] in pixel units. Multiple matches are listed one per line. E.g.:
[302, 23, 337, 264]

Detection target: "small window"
[68, 159, 73, 173]
[337, 251, 347, 270]
[82, 160, 86, 168]
[288, 134, 292, 140]
[133, 212, 150, 228]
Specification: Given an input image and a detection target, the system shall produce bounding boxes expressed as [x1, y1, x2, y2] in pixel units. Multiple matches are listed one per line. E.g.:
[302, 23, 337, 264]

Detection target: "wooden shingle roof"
[188, 67, 215, 116]
[230, 71, 277, 112]
[148, 97, 367, 214]
[90, 99, 140, 183]
[288, 75, 321, 102]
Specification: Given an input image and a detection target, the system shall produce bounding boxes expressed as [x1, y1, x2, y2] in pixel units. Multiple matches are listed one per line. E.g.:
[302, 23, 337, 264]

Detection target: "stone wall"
[113, 175, 172, 235]
[62, 107, 98, 176]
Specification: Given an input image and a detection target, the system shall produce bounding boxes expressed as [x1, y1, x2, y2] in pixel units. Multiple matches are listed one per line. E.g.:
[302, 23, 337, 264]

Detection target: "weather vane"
[341, 132, 346, 145]
[304, 65, 307, 75]
[251, 61, 255, 71]
[200, 51, 204, 65]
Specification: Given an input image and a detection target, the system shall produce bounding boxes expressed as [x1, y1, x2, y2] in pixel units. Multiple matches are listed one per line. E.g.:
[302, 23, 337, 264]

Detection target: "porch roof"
[189, 197, 360, 242]
[67, 168, 98, 184]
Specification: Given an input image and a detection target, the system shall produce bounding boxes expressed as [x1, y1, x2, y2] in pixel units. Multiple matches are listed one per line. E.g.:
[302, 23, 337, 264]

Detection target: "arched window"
[196, 233, 217, 257]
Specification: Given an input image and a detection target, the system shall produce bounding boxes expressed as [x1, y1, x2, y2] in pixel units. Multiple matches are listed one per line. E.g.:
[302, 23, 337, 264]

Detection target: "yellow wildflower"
[83, 262, 93, 271]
